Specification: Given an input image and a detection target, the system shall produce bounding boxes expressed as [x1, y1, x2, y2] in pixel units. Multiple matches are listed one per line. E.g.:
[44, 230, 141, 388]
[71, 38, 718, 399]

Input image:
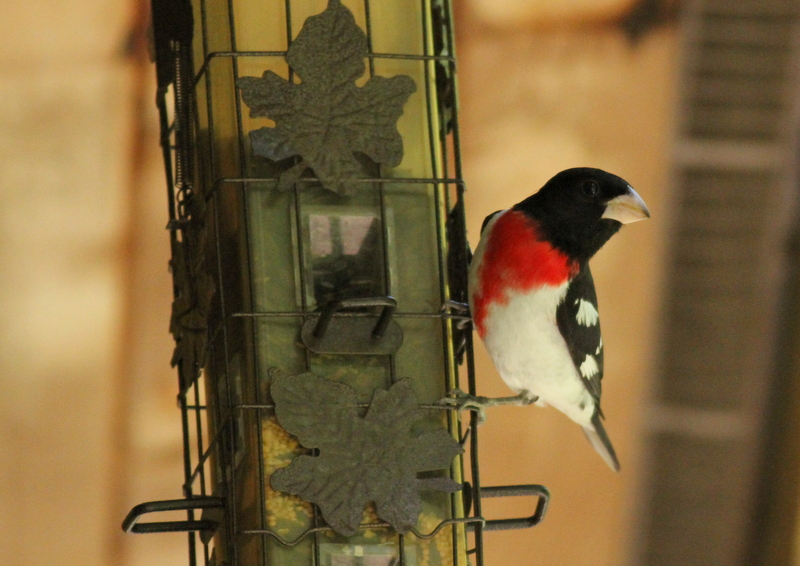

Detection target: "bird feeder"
[123, 0, 549, 565]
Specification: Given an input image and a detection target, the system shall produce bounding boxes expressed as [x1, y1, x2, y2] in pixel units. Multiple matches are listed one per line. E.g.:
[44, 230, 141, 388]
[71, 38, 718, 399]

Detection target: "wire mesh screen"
[123, 0, 548, 565]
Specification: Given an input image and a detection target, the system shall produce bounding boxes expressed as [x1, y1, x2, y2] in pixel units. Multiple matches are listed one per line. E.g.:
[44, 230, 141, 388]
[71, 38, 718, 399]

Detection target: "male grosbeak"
[452, 168, 649, 471]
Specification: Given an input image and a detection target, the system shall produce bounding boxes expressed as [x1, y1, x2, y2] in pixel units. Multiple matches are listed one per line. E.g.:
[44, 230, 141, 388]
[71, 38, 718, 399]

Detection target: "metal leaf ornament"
[168, 194, 215, 391]
[269, 371, 463, 536]
[236, 0, 416, 195]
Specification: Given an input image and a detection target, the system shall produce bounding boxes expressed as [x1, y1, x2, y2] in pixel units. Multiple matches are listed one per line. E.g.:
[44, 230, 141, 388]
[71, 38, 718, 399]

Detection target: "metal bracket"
[468, 484, 550, 532]
[121, 496, 224, 534]
[301, 297, 403, 355]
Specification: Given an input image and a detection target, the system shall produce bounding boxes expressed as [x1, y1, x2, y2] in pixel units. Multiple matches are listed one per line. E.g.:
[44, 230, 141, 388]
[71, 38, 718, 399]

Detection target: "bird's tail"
[582, 411, 620, 472]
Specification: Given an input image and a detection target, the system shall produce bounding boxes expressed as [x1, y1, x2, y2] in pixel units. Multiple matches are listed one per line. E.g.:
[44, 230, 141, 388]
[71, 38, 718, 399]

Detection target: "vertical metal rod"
[284, 0, 295, 83]
[179, 387, 198, 566]
[157, 89, 177, 225]
[197, 3, 213, 563]
[254, 402, 268, 566]
[198, 4, 224, 564]
[439, 0, 480, 559]
[194, 379, 208, 497]
[244, 120, 269, 566]
[469, 411, 484, 565]
[191, 379, 212, 566]
[227, 0, 247, 180]
[210, 177, 238, 566]
[455, 180, 482, 563]
[227, 384, 239, 566]
[398, 532, 406, 566]
[422, 2, 466, 564]
[200, 0, 218, 203]
[444, 22, 465, 183]
[296, 196, 320, 564]
[281, 8, 322, 566]
[362, 0, 397, 386]
[419, 0, 451, 368]
[284, 1, 311, 369]
[226, 2, 261, 564]
[420, 0, 457, 492]
[225, 2, 271, 564]
[430, 4, 462, 559]
[363, 0, 376, 77]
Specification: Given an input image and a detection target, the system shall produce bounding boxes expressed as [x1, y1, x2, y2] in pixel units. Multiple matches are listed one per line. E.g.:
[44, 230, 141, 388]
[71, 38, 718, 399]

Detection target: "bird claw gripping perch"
[438, 389, 538, 423]
[441, 300, 471, 330]
[438, 389, 491, 422]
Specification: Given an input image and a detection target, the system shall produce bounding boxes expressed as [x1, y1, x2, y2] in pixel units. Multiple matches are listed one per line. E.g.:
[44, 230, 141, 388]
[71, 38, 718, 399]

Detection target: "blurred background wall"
[2, 0, 799, 565]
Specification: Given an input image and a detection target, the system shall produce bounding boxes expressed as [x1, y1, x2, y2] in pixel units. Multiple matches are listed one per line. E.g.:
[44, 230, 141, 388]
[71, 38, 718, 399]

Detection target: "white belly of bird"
[481, 283, 596, 426]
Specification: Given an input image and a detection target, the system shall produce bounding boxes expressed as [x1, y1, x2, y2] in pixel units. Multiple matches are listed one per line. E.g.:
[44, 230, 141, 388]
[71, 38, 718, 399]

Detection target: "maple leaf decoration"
[269, 371, 463, 536]
[236, 0, 417, 195]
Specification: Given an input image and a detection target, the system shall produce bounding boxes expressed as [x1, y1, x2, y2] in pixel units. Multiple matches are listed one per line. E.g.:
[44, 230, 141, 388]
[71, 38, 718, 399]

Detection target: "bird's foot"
[438, 389, 492, 422]
[438, 389, 538, 422]
[441, 301, 472, 329]
[518, 390, 539, 405]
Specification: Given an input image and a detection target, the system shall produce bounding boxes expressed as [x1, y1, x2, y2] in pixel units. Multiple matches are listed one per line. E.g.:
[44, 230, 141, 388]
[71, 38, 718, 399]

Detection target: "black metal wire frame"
[138, 1, 550, 566]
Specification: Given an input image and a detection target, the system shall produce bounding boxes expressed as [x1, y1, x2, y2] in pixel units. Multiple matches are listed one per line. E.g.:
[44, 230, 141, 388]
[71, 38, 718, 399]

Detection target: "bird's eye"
[582, 180, 600, 197]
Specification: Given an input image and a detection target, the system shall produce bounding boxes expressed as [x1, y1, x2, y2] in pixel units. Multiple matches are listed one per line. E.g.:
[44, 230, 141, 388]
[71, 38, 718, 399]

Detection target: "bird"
[448, 167, 649, 472]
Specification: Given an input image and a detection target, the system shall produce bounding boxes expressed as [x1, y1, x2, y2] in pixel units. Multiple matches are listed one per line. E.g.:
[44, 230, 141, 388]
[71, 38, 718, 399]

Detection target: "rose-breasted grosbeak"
[454, 168, 649, 472]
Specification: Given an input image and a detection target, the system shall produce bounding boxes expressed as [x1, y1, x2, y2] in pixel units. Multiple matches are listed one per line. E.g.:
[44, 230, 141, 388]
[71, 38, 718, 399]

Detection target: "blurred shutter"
[638, 1, 800, 565]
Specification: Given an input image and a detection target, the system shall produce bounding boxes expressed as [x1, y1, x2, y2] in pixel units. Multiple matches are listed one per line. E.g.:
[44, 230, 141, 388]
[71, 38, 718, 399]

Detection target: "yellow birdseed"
[262, 417, 312, 526]
[414, 513, 454, 566]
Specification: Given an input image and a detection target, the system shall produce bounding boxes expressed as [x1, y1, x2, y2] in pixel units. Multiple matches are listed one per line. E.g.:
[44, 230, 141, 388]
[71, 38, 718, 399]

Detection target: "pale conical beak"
[602, 186, 650, 224]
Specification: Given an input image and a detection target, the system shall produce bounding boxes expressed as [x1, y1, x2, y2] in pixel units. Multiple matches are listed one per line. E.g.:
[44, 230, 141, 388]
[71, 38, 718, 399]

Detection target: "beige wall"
[0, 1, 138, 565]
[0, 1, 677, 565]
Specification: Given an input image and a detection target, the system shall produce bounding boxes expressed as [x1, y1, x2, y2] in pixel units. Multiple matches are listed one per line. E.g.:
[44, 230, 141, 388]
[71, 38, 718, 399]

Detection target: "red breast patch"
[473, 210, 577, 337]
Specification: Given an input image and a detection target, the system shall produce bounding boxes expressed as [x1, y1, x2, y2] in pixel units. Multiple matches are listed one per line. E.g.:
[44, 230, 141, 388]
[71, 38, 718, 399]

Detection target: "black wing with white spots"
[556, 263, 604, 403]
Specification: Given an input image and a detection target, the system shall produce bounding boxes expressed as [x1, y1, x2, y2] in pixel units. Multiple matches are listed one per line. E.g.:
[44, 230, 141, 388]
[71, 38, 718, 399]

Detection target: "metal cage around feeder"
[123, 1, 550, 565]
